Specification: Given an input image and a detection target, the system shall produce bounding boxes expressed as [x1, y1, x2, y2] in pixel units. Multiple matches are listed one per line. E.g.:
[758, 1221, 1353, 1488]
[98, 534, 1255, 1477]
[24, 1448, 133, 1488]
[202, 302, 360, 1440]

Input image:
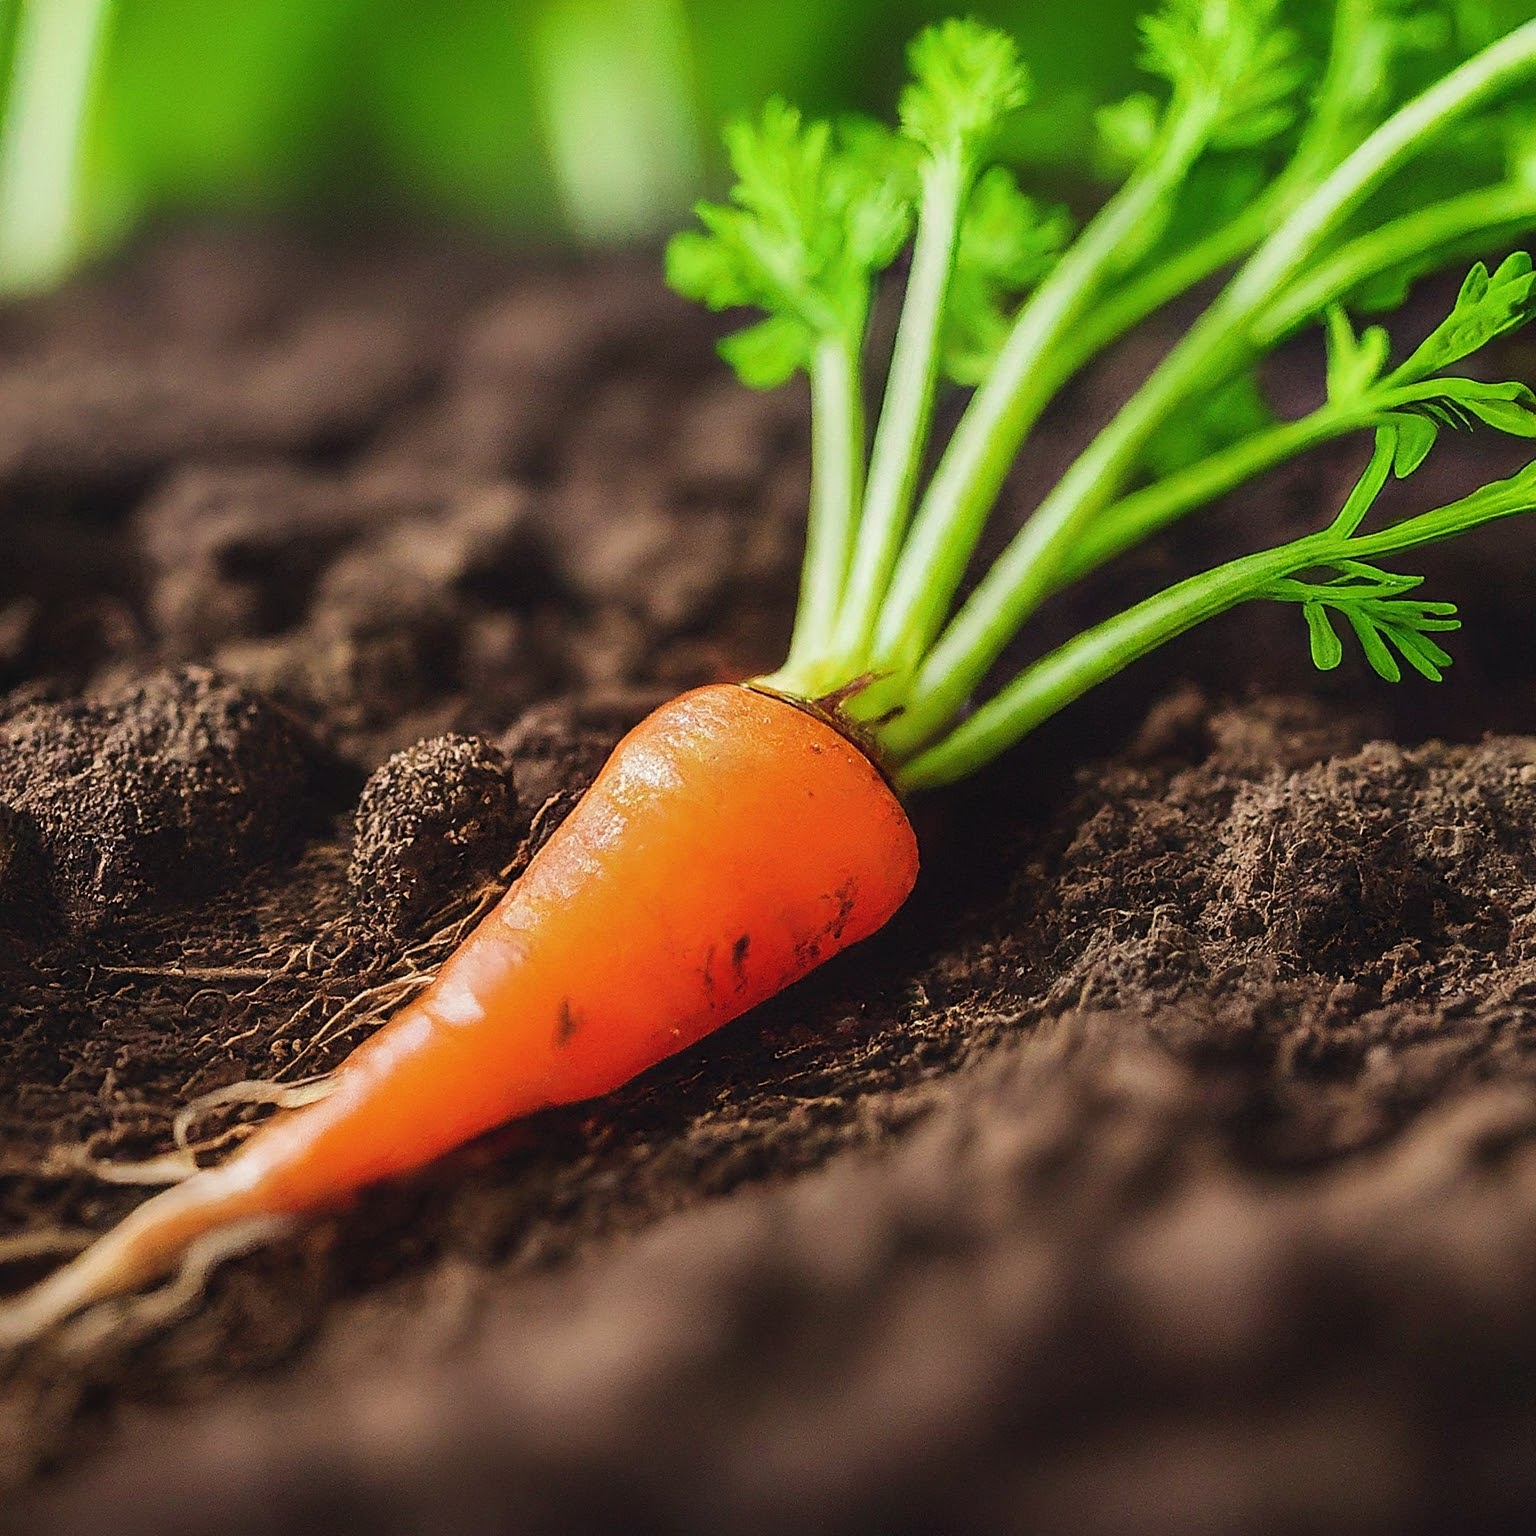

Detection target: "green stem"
[1256, 184, 1536, 347]
[1044, 0, 1374, 392]
[1046, 206, 1268, 386]
[872, 0, 1372, 647]
[1345, 464, 1536, 560]
[1213, 22, 1536, 320]
[1051, 371, 1480, 590]
[898, 459, 1536, 792]
[897, 533, 1333, 791]
[1052, 405, 1361, 588]
[831, 148, 966, 666]
[864, 88, 1219, 685]
[880, 19, 1536, 760]
[778, 335, 866, 688]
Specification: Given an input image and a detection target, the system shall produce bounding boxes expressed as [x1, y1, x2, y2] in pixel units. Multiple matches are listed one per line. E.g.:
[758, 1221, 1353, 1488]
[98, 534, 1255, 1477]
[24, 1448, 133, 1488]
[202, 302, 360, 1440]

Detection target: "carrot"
[0, 684, 917, 1343]
[12, 10, 1536, 1347]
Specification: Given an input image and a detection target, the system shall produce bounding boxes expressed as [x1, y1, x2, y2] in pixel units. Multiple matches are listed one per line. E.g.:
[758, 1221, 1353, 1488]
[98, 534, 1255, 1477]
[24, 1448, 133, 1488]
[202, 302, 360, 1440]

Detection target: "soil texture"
[2, 228, 1536, 1535]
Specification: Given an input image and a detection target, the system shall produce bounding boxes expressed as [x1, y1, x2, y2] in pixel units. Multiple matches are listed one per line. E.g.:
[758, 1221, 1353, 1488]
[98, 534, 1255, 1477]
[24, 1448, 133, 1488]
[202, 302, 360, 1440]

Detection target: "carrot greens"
[667, 0, 1536, 791]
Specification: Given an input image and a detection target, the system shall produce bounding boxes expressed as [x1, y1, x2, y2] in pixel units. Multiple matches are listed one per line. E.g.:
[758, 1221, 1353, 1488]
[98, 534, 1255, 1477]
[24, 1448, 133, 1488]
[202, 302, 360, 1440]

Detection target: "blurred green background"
[0, 0, 1533, 293]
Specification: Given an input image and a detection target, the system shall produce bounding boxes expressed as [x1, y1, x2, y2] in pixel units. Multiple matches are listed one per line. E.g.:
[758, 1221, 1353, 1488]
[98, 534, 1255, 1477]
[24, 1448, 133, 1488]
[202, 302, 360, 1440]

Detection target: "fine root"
[280, 863, 513, 1072]
[0, 1228, 95, 1268]
[5, 1078, 338, 1190]
[172, 1074, 336, 1150]
[0, 1154, 295, 1353]
[38, 1147, 200, 1185]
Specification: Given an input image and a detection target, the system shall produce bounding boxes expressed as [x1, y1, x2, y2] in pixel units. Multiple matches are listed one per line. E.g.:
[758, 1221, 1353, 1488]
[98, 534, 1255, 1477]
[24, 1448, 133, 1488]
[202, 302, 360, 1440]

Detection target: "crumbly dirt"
[2, 228, 1536, 1535]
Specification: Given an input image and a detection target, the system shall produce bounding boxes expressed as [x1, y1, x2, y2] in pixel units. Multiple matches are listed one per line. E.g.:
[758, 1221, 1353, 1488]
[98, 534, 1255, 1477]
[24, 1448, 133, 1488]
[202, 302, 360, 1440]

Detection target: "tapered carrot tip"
[1, 683, 918, 1342]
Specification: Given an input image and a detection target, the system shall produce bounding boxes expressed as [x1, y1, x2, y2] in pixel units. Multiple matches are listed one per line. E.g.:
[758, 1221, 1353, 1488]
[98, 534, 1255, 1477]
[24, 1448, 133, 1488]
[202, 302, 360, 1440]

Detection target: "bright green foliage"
[668, 4, 1536, 788]
[665, 100, 910, 386]
[1259, 421, 1469, 682]
[1318, 285, 1536, 476]
[1089, 0, 1311, 276]
[1334, 259, 1536, 469]
[1273, 562, 1461, 681]
[1095, 94, 1163, 175]
[1138, 0, 1306, 149]
[1324, 306, 1393, 402]
[899, 18, 1031, 154]
[1322, 257, 1536, 413]
[899, 17, 1059, 394]
[1398, 251, 1536, 372]
[1309, 0, 1453, 155]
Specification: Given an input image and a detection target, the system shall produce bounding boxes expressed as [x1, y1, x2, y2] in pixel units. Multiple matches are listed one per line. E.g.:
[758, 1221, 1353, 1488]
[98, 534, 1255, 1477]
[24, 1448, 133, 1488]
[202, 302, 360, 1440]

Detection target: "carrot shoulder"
[1, 684, 918, 1342]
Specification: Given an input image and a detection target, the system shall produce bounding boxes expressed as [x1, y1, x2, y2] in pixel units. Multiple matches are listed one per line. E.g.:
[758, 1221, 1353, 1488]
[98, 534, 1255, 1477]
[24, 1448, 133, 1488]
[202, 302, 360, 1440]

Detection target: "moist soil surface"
[3, 229, 1536, 1535]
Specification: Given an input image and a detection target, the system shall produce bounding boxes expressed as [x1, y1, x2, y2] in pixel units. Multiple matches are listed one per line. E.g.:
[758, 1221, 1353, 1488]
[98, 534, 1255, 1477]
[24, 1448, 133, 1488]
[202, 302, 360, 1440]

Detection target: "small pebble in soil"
[348, 734, 521, 948]
[0, 665, 321, 931]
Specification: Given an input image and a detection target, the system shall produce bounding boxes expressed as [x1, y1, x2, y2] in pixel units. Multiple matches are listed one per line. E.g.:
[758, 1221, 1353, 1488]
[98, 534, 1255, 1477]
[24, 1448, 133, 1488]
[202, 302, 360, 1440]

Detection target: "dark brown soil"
[3, 228, 1536, 1536]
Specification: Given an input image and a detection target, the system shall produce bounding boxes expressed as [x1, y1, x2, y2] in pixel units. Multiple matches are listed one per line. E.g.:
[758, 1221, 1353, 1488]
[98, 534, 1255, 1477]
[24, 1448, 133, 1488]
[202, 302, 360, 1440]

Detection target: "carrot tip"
[0, 1171, 291, 1352]
[0, 1212, 293, 1353]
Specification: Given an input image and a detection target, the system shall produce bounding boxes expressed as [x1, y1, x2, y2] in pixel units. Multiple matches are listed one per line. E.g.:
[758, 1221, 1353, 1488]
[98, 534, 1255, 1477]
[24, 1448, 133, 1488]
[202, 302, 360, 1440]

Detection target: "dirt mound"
[1052, 716, 1536, 1004]
[0, 666, 323, 930]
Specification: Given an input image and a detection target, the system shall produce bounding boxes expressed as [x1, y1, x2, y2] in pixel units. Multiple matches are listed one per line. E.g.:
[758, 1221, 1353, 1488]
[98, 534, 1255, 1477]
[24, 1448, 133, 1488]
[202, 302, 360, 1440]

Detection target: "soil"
[3, 227, 1536, 1535]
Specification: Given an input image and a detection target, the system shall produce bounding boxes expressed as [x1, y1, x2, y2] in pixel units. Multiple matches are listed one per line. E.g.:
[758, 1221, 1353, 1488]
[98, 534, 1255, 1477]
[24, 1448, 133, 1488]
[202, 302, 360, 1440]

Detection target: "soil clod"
[348, 734, 521, 948]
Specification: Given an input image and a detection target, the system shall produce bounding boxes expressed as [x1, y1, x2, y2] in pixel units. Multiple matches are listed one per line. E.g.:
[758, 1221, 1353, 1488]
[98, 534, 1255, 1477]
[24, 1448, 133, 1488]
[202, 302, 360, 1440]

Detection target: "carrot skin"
[1, 685, 917, 1339]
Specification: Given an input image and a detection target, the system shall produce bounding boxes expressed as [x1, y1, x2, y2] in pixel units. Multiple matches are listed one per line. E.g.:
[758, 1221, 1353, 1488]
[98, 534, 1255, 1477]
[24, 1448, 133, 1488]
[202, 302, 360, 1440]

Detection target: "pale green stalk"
[1045, 181, 1536, 589]
[1051, 405, 1367, 588]
[829, 148, 965, 666]
[1039, 0, 1375, 394]
[898, 535, 1331, 789]
[779, 336, 866, 685]
[864, 92, 1219, 692]
[1051, 373, 1507, 587]
[1257, 183, 1536, 345]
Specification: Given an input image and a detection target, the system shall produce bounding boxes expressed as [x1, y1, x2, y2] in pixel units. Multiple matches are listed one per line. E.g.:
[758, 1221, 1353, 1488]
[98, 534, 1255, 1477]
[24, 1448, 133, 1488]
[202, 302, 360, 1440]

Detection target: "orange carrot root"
[0, 684, 918, 1345]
